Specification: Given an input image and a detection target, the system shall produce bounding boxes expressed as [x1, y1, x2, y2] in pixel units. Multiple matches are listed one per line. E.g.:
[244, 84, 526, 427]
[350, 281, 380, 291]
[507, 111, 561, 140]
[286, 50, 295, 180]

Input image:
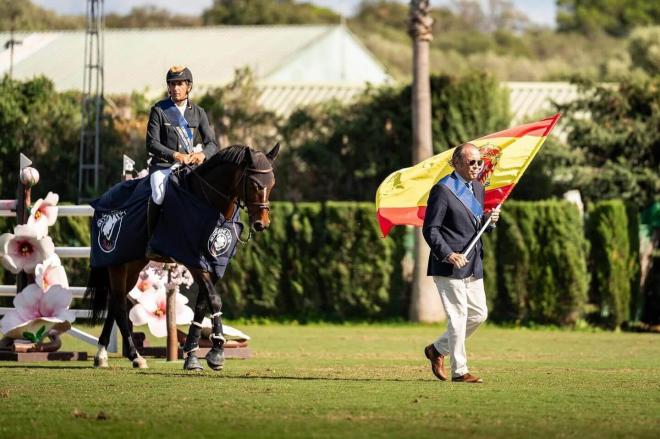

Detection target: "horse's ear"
[266, 143, 280, 162]
[246, 148, 256, 166]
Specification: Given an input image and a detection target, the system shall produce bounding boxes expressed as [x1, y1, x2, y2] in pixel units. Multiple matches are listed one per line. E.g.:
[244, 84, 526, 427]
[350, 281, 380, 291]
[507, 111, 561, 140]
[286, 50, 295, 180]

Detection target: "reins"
[181, 160, 273, 244]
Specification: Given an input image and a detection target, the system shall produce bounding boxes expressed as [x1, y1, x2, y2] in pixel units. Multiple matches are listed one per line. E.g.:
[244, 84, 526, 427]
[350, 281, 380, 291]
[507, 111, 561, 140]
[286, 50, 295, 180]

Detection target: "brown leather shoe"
[452, 373, 483, 383]
[424, 344, 447, 381]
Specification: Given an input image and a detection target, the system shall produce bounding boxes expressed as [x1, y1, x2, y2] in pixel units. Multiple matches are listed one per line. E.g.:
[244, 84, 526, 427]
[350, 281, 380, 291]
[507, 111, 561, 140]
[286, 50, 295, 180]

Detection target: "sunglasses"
[467, 159, 484, 167]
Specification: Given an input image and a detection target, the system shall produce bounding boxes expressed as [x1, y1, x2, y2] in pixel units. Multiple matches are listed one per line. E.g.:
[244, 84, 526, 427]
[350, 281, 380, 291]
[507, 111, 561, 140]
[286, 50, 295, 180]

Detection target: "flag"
[375, 113, 561, 237]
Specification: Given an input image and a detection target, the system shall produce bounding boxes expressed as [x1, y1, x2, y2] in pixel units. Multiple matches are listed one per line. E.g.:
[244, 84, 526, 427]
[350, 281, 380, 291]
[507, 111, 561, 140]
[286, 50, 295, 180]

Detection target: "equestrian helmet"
[166, 66, 193, 83]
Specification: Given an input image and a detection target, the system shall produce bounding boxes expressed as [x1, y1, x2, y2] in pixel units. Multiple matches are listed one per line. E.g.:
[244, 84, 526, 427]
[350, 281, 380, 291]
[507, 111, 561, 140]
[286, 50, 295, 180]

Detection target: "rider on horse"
[146, 66, 218, 249]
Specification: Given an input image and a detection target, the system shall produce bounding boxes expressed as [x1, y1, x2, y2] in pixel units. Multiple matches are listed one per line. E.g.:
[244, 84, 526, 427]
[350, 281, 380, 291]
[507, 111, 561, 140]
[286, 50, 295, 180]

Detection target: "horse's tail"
[84, 266, 111, 325]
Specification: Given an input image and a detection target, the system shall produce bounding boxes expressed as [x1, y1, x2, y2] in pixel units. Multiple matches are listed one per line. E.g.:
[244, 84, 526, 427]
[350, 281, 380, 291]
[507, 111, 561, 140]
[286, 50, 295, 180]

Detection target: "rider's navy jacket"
[146, 98, 218, 172]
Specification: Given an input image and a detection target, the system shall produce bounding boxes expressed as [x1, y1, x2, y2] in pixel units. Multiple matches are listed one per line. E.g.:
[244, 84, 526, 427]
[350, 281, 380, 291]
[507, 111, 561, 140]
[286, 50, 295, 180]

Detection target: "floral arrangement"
[0, 189, 76, 349]
[127, 262, 250, 342]
[128, 262, 194, 337]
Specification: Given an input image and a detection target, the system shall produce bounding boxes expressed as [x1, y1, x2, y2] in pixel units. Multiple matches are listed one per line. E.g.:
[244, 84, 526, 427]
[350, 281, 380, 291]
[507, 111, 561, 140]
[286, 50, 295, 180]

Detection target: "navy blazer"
[422, 173, 488, 279]
[146, 98, 218, 172]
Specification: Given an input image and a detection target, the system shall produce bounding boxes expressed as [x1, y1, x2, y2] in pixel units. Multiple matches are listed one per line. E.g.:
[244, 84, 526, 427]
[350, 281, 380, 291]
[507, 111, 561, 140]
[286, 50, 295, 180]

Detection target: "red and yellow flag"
[375, 113, 561, 237]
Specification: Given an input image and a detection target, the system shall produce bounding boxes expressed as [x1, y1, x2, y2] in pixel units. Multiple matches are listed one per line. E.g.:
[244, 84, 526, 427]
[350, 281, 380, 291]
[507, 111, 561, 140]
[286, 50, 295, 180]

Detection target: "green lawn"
[0, 323, 658, 438]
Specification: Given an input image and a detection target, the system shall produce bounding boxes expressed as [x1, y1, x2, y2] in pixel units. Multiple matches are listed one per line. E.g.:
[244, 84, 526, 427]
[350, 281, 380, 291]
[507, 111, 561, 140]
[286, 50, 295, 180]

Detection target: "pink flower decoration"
[128, 265, 166, 302]
[0, 284, 75, 338]
[35, 254, 69, 292]
[0, 224, 55, 274]
[28, 192, 59, 238]
[129, 290, 193, 338]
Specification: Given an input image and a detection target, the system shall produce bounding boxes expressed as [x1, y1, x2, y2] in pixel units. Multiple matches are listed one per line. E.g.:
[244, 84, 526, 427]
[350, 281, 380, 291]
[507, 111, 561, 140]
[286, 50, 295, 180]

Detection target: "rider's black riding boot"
[147, 197, 161, 238]
[183, 321, 204, 371]
[145, 198, 172, 262]
[205, 314, 225, 371]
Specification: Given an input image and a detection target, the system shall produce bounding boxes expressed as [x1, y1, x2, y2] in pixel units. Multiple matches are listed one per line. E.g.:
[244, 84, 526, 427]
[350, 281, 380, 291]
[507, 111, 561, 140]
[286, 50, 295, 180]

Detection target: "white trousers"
[149, 163, 180, 205]
[432, 275, 488, 377]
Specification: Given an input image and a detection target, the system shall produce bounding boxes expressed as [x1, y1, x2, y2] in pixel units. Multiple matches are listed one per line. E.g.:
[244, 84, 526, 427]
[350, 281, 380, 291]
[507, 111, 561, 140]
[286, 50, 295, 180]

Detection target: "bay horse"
[85, 144, 278, 370]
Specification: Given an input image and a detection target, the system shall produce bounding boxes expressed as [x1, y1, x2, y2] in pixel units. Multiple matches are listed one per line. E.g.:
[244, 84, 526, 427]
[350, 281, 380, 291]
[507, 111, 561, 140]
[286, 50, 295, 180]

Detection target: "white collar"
[171, 97, 188, 109]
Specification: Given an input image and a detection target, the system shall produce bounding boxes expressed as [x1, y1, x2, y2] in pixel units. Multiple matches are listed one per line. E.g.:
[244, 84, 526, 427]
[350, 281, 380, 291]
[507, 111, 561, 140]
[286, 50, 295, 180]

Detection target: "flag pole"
[464, 203, 501, 258]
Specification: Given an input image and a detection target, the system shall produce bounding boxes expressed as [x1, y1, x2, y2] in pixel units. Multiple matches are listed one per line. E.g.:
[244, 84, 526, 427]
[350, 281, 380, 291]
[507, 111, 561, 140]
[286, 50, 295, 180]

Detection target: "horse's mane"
[202, 144, 251, 170]
[190, 144, 272, 190]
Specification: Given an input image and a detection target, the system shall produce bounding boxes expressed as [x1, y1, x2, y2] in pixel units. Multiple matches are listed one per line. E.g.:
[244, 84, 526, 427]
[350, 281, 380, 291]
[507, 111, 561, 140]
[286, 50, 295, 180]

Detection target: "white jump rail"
[0, 204, 119, 353]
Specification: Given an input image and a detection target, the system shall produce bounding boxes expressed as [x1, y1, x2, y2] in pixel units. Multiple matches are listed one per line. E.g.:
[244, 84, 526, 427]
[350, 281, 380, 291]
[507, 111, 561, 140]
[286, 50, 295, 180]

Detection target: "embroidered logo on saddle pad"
[97, 210, 127, 253]
[208, 226, 233, 257]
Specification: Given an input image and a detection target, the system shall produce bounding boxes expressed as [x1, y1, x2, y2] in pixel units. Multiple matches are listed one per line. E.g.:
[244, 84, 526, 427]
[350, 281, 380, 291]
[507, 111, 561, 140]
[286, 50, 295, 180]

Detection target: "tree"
[197, 68, 281, 151]
[202, 0, 339, 25]
[105, 6, 200, 28]
[557, 0, 660, 37]
[0, 76, 80, 200]
[278, 73, 508, 201]
[628, 26, 660, 76]
[407, 0, 444, 322]
[558, 76, 660, 209]
[0, 0, 83, 31]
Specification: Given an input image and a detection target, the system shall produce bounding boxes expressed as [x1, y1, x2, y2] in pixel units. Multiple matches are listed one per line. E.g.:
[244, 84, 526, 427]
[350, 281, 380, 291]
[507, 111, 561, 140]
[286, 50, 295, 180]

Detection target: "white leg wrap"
[209, 333, 226, 343]
[183, 346, 199, 355]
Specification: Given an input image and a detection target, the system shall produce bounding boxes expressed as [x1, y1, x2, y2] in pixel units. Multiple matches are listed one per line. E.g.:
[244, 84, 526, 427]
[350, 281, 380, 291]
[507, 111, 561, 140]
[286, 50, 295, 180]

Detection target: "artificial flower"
[27, 192, 59, 238]
[35, 254, 69, 291]
[129, 290, 193, 338]
[0, 224, 55, 274]
[0, 284, 75, 338]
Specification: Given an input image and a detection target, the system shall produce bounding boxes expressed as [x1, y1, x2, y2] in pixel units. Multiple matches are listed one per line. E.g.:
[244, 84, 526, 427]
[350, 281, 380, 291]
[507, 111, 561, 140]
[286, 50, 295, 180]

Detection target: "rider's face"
[168, 80, 191, 103]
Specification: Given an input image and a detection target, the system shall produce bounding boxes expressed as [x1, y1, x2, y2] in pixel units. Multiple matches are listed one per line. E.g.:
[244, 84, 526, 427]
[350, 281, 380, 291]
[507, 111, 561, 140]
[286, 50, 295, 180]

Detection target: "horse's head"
[239, 143, 279, 232]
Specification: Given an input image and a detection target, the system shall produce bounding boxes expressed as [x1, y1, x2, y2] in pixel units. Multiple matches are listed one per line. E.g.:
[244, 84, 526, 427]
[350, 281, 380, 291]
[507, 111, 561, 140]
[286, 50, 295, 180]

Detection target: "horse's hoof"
[132, 356, 149, 369]
[184, 354, 204, 371]
[205, 348, 225, 371]
[93, 355, 109, 368]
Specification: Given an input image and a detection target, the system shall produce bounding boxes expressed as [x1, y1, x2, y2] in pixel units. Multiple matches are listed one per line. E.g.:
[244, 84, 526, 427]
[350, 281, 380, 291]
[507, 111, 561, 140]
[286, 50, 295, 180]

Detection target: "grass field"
[0, 323, 658, 438]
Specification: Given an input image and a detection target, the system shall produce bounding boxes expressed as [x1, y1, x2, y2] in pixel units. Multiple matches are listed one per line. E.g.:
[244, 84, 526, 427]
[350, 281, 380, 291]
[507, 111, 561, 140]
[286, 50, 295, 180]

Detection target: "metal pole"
[463, 204, 502, 258]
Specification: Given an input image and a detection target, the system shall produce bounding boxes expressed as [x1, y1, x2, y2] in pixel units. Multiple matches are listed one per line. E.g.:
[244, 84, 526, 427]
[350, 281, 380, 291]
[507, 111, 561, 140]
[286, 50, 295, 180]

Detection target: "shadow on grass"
[0, 364, 433, 382]
[137, 371, 431, 382]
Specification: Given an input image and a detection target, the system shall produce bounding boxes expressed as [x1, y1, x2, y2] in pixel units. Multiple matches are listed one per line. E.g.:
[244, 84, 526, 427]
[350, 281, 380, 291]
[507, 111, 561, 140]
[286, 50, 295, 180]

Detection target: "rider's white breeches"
[150, 168, 173, 205]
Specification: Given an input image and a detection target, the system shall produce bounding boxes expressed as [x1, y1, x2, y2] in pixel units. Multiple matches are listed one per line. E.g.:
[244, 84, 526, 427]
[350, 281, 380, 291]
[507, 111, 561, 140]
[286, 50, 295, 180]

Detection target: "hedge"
[586, 200, 638, 328]
[492, 200, 590, 325]
[0, 199, 643, 326]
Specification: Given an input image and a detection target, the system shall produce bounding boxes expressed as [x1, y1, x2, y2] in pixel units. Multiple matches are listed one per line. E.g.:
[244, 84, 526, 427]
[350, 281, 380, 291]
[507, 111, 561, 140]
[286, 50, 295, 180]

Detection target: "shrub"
[586, 200, 636, 328]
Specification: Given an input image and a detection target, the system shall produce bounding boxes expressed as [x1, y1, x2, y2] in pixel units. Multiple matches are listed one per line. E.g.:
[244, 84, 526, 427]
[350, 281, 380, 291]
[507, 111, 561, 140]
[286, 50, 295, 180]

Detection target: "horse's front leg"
[184, 269, 224, 371]
[202, 271, 225, 371]
[182, 276, 208, 371]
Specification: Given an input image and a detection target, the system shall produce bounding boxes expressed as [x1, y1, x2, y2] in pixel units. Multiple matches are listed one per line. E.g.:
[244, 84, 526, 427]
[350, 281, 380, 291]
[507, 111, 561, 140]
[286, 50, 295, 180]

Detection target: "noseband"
[238, 165, 273, 212]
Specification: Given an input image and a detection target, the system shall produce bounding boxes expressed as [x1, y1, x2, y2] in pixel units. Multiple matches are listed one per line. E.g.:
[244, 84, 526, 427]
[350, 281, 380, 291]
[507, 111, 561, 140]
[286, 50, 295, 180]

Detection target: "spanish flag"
[375, 113, 561, 237]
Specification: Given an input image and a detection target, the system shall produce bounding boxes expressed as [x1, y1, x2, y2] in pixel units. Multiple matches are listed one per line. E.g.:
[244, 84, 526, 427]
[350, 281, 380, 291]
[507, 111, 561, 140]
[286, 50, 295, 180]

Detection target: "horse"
[85, 143, 279, 370]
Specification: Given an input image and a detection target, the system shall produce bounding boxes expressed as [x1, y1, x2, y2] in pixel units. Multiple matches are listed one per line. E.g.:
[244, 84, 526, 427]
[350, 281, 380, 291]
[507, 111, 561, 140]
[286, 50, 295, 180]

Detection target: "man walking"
[422, 143, 499, 383]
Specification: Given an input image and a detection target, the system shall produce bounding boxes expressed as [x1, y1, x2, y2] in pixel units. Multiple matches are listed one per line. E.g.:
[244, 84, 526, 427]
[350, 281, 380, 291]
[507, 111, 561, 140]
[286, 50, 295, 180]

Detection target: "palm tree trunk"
[408, 0, 445, 322]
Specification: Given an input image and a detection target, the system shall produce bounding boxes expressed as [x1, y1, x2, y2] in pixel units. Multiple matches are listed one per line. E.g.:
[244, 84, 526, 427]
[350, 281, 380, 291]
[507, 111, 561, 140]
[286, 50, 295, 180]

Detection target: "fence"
[0, 154, 130, 353]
